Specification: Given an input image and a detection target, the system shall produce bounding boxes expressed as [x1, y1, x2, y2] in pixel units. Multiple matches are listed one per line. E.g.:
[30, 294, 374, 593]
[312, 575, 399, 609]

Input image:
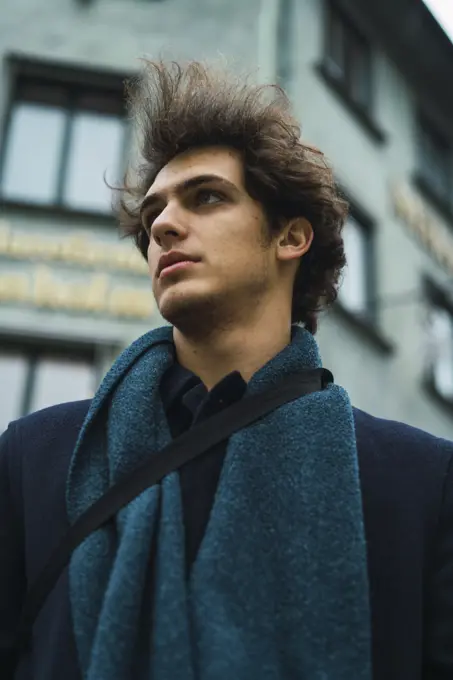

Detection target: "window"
[0, 58, 128, 214]
[416, 116, 452, 210]
[0, 340, 97, 434]
[324, 2, 372, 113]
[318, 2, 385, 143]
[0, 353, 28, 432]
[338, 215, 374, 319]
[335, 211, 392, 353]
[276, 0, 295, 87]
[424, 284, 453, 402]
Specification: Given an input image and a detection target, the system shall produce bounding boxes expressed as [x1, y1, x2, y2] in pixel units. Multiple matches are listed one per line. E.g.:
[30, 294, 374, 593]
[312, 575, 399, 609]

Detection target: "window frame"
[275, 0, 297, 88]
[333, 196, 393, 354]
[337, 204, 377, 321]
[0, 334, 99, 426]
[413, 114, 453, 223]
[316, 0, 386, 144]
[0, 54, 132, 220]
[337, 212, 374, 320]
[422, 278, 453, 408]
[324, 2, 372, 110]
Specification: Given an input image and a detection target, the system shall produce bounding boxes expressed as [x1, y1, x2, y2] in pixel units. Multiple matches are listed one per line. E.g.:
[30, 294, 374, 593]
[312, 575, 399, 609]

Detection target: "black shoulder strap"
[12, 368, 333, 659]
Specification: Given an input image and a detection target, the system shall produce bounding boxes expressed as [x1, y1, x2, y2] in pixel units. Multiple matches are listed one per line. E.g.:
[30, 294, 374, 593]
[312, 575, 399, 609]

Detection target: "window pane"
[326, 8, 346, 79]
[29, 357, 95, 414]
[348, 35, 371, 110]
[0, 353, 28, 433]
[419, 125, 451, 199]
[430, 307, 453, 399]
[339, 216, 368, 314]
[1, 103, 65, 203]
[62, 112, 125, 213]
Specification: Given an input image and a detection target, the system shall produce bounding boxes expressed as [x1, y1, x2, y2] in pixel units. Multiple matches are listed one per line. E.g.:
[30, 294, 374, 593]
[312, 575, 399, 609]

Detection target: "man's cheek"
[147, 255, 158, 276]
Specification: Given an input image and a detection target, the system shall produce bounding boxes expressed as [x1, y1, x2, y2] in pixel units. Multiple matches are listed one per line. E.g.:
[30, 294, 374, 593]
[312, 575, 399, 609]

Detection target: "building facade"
[275, 0, 453, 439]
[0, 0, 262, 433]
[1, 0, 453, 438]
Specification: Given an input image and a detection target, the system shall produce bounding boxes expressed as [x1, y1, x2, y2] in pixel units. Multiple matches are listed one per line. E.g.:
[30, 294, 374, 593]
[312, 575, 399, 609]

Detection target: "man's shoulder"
[0, 401, 93, 514]
[17, 398, 91, 429]
[353, 406, 453, 454]
[353, 407, 453, 501]
[2, 399, 92, 453]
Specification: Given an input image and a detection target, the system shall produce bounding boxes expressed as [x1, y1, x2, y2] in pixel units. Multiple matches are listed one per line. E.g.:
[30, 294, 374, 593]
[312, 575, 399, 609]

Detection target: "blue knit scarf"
[66, 325, 372, 680]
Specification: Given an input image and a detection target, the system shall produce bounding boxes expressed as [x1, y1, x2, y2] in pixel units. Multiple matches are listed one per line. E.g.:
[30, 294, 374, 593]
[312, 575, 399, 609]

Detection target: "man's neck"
[173, 316, 292, 391]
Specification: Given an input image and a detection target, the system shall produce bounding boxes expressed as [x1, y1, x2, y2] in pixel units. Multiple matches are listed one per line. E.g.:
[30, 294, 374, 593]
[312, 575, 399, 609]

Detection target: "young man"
[1, 61, 452, 680]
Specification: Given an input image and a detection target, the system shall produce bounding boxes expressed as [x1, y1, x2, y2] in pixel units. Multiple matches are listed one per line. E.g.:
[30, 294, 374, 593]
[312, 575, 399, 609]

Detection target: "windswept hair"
[117, 60, 348, 333]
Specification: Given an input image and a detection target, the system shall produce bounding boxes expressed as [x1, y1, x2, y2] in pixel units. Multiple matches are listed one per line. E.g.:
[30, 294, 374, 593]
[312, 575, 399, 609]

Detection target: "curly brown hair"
[117, 60, 348, 334]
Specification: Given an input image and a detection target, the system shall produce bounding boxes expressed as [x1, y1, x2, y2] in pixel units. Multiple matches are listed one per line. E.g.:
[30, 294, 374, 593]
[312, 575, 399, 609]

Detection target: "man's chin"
[158, 293, 220, 334]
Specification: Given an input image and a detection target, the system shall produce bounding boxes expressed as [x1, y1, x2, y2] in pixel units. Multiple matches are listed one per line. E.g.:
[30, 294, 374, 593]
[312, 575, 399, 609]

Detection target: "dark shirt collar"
[160, 362, 247, 418]
[160, 362, 200, 413]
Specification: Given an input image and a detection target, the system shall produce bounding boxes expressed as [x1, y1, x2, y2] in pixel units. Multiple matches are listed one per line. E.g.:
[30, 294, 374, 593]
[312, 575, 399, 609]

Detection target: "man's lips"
[158, 260, 198, 279]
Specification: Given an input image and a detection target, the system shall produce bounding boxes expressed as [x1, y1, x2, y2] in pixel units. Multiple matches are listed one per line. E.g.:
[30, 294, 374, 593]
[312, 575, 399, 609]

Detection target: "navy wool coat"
[0, 399, 453, 680]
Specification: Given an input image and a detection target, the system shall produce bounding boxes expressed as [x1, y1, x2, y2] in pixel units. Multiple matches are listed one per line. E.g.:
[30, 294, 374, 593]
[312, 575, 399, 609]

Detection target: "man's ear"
[276, 217, 313, 263]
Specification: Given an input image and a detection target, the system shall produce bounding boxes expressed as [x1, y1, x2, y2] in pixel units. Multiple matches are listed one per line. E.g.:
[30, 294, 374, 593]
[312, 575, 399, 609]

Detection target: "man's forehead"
[146, 146, 243, 197]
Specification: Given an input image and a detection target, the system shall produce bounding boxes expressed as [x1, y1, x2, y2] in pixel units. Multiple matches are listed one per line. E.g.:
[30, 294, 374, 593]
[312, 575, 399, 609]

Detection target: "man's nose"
[151, 205, 188, 248]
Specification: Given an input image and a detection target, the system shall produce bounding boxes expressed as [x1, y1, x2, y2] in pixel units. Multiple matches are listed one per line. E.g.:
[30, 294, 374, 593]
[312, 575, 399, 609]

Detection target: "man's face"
[143, 146, 280, 331]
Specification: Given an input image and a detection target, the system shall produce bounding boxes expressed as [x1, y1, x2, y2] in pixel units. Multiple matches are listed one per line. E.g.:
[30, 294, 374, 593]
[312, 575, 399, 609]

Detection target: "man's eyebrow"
[139, 174, 238, 222]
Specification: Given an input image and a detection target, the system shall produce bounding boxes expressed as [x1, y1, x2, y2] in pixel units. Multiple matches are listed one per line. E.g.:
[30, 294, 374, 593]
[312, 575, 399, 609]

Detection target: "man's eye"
[196, 189, 224, 205]
[142, 213, 158, 233]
